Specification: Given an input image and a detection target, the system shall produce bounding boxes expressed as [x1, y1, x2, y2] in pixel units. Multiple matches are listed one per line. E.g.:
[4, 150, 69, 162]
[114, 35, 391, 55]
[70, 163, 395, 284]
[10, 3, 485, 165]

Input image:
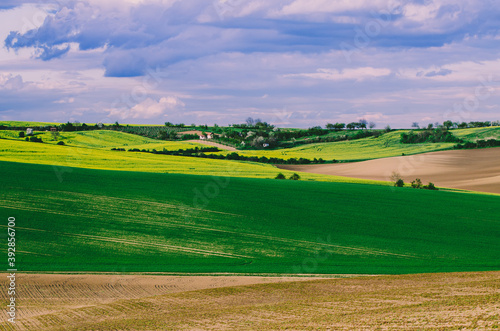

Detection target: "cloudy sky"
[0, 0, 499, 128]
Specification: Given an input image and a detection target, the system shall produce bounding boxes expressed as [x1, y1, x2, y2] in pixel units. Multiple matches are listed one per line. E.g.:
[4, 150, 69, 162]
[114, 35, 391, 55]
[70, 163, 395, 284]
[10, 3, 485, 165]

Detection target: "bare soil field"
[0, 274, 327, 330]
[186, 139, 238, 151]
[1, 272, 498, 330]
[279, 147, 500, 194]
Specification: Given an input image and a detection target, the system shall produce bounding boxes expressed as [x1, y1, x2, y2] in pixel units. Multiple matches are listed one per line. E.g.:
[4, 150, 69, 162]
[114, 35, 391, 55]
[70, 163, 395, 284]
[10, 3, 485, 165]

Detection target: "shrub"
[57, 141, 65, 145]
[424, 182, 438, 190]
[411, 178, 423, 189]
[395, 179, 405, 187]
[19, 132, 25, 138]
[289, 173, 301, 180]
[275, 173, 286, 180]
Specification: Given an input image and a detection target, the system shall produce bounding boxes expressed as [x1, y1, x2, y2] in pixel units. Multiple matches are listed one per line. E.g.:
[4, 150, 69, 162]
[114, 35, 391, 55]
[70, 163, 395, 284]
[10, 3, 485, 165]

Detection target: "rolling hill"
[2, 161, 499, 275]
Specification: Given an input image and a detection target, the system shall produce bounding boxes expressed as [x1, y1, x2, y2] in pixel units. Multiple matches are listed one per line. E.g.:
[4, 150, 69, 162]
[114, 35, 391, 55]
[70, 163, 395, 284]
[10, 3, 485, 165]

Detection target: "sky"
[0, 0, 499, 128]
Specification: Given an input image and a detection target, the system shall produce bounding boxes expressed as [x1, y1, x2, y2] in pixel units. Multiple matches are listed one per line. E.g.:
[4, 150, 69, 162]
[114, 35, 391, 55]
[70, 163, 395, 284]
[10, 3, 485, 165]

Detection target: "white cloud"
[278, 0, 395, 16]
[105, 96, 185, 120]
[285, 67, 392, 81]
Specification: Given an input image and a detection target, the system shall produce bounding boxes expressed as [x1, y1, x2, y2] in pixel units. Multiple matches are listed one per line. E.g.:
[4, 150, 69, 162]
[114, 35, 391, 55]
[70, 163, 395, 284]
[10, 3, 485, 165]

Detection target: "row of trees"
[124, 147, 329, 165]
[412, 120, 499, 130]
[325, 119, 376, 131]
[454, 139, 500, 149]
[400, 128, 463, 144]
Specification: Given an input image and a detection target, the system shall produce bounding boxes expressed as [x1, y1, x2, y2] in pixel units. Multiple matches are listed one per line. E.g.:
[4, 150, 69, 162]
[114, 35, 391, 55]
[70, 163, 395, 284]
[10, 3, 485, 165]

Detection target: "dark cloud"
[425, 69, 453, 77]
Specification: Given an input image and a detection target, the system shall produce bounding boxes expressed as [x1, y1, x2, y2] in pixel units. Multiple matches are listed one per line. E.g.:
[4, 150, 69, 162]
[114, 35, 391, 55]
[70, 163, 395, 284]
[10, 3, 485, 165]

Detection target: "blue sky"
[0, 0, 499, 128]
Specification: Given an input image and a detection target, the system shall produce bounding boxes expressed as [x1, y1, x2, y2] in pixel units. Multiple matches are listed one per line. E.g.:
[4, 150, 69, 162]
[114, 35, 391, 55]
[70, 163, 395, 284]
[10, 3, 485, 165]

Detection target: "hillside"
[230, 127, 500, 161]
[279, 147, 500, 194]
[2, 161, 499, 275]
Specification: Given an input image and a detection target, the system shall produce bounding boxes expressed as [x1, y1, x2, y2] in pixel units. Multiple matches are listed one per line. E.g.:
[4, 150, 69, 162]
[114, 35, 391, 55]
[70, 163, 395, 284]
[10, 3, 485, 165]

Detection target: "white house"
[199, 133, 213, 140]
[26, 128, 33, 136]
[263, 143, 270, 148]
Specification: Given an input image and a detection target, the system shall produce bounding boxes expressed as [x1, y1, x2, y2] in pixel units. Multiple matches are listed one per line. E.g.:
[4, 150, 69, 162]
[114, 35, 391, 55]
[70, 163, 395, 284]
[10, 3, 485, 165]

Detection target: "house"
[263, 143, 270, 148]
[198, 132, 213, 140]
[26, 128, 33, 136]
[50, 127, 57, 132]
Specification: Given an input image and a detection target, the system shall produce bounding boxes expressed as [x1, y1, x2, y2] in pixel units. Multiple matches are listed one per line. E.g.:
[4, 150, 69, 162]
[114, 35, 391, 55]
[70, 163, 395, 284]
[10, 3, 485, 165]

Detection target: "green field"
[2, 161, 499, 274]
[0, 130, 205, 150]
[212, 127, 500, 161]
[231, 131, 453, 161]
[0, 134, 387, 184]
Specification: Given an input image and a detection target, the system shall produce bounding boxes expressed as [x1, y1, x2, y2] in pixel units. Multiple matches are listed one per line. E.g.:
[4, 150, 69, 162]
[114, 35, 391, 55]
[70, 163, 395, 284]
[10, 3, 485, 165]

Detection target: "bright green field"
[1, 161, 499, 274]
[453, 126, 500, 141]
[0, 121, 60, 127]
[0, 138, 382, 184]
[234, 131, 455, 161]
[225, 127, 500, 161]
[0, 130, 205, 150]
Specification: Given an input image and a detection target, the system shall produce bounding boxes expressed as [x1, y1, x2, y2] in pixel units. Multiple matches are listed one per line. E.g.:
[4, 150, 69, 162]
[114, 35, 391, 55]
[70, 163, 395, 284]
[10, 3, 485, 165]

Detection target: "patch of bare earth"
[278, 147, 500, 194]
[0, 274, 326, 330]
[186, 140, 237, 151]
[1, 272, 499, 330]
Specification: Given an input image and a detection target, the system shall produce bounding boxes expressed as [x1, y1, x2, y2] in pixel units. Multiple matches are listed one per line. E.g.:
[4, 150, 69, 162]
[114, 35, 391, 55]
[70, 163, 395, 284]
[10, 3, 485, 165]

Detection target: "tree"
[369, 122, 376, 129]
[346, 122, 356, 130]
[18, 131, 25, 138]
[443, 120, 453, 130]
[359, 119, 368, 129]
[246, 117, 255, 126]
[458, 122, 468, 129]
[289, 173, 301, 180]
[326, 123, 335, 130]
[384, 125, 391, 132]
[427, 123, 433, 130]
[424, 182, 438, 190]
[334, 123, 346, 131]
[390, 171, 402, 183]
[411, 122, 420, 129]
[275, 173, 286, 179]
[411, 178, 423, 189]
[51, 131, 60, 141]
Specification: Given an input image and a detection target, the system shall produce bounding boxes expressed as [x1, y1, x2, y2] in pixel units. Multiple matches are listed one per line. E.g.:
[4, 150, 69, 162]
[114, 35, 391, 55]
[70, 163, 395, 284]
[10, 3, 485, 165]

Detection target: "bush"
[424, 182, 438, 190]
[19, 132, 25, 138]
[289, 173, 301, 181]
[57, 141, 65, 145]
[395, 179, 405, 187]
[411, 178, 423, 189]
[275, 173, 286, 180]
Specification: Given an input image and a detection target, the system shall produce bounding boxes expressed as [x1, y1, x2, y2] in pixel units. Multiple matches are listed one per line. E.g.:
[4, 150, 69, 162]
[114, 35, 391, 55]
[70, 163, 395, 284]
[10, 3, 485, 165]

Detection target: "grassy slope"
[219, 127, 500, 161]
[2, 161, 499, 274]
[233, 131, 455, 161]
[0, 135, 385, 184]
[0, 121, 60, 127]
[0, 130, 205, 150]
[453, 126, 500, 141]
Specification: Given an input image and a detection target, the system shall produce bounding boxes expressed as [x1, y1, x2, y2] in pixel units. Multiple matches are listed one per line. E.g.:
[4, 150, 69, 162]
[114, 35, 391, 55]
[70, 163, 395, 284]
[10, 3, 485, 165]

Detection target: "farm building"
[26, 128, 33, 136]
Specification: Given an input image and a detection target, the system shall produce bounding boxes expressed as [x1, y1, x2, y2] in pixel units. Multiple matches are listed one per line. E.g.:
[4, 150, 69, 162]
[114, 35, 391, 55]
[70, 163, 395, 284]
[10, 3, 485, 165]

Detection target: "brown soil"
[186, 140, 238, 151]
[278, 147, 500, 194]
[1, 272, 498, 330]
